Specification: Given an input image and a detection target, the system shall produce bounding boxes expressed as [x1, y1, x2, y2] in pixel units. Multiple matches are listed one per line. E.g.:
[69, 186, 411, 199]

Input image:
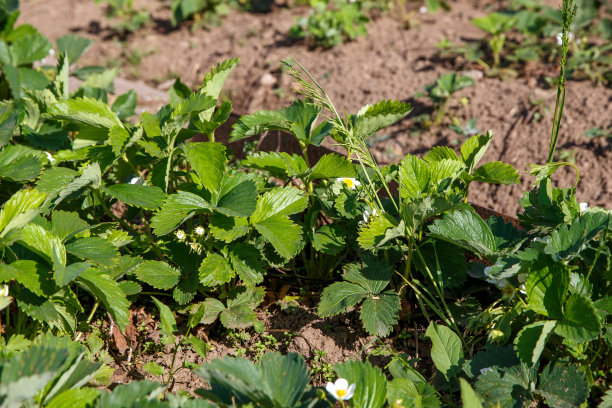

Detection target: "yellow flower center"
[343, 178, 354, 189]
[336, 389, 347, 398]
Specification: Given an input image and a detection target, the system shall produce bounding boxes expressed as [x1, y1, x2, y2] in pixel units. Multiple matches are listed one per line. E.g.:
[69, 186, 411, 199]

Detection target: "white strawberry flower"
[326, 378, 355, 401]
[194, 226, 205, 236]
[0, 284, 9, 297]
[579, 202, 588, 213]
[175, 230, 186, 241]
[337, 177, 361, 190]
[44, 151, 55, 163]
[419, 6, 427, 14]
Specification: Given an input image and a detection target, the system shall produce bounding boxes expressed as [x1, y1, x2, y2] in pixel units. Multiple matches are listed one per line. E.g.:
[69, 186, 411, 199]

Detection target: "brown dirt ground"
[18, 0, 612, 393]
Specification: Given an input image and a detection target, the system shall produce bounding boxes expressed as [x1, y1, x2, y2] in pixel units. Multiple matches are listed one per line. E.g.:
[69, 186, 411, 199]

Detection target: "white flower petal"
[335, 378, 349, 391]
[325, 382, 337, 399]
[419, 6, 427, 14]
[345, 383, 356, 400]
[579, 202, 588, 213]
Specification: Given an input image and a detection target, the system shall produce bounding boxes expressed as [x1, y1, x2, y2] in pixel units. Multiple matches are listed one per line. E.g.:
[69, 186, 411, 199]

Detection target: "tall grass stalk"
[547, 0, 577, 163]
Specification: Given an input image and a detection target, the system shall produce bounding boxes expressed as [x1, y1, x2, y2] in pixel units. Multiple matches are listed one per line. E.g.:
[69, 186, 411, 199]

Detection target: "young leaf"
[460, 132, 492, 173]
[152, 297, 177, 339]
[358, 212, 399, 250]
[425, 322, 464, 382]
[0, 188, 46, 239]
[142, 362, 164, 378]
[353, 100, 412, 139]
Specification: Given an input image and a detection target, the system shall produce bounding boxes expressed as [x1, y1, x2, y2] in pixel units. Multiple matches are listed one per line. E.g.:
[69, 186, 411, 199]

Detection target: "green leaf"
[252, 214, 303, 259]
[399, 155, 430, 199]
[459, 378, 484, 408]
[250, 187, 307, 259]
[429, 210, 497, 257]
[47, 97, 123, 129]
[555, 293, 601, 343]
[56, 34, 93, 63]
[0, 188, 46, 239]
[361, 291, 400, 337]
[209, 214, 249, 243]
[51, 211, 89, 242]
[105, 184, 165, 210]
[183, 142, 227, 194]
[20, 223, 66, 266]
[258, 352, 310, 408]
[387, 378, 441, 408]
[514, 321, 556, 366]
[353, 100, 412, 139]
[199, 298, 225, 324]
[525, 259, 569, 319]
[199, 58, 239, 102]
[475, 364, 534, 408]
[0, 345, 71, 408]
[545, 210, 610, 261]
[242, 151, 295, 178]
[335, 360, 387, 408]
[401, 195, 471, 233]
[46, 388, 100, 408]
[54, 162, 101, 207]
[199, 253, 233, 287]
[54, 262, 91, 287]
[424, 146, 459, 162]
[460, 132, 492, 173]
[186, 335, 208, 359]
[215, 173, 257, 217]
[134, 260, 181, 290]
[425, 322, 464, 381]
[538, 363, 589, 408]
[111, 89, 137, 120]
[308, 153, 356, 181]
[357, 211, 399, 250]
[1, 260, 55, 297]
[470, 161, 520, 185]
[66, 237, 119, 267]
[471, 13, 517, 35]
[220, 304, 258, 329]
[312, 224, 347, 255]
[142, 361, 165, 377]
[318, 281, 368, 317]
[151, 191, 212, 236]
[229, 243, 266, 286]
[152, 296, 177, 338]
[0, 145, 45, 181]
[250, 186, 307, 223]
[78, 268, 129, 330]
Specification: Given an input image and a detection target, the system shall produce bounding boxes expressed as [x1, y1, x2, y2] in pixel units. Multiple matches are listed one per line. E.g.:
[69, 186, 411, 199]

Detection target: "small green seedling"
[472, 12, 518, 68]
[422, 72, 475, 125]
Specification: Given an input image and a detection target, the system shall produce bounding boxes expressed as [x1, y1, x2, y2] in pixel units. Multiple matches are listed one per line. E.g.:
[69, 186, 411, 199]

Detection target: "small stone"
[260, 72, 277, 86]
[461, 69, 484, 80]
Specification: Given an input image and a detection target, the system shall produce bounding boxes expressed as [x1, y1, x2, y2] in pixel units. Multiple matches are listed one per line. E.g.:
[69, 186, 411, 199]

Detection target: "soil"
[17, 0, 612, 393]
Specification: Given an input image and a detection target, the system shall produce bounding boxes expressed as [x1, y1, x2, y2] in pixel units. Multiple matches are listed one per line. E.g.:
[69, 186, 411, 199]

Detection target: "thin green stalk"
[547, 0, 576, 163]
